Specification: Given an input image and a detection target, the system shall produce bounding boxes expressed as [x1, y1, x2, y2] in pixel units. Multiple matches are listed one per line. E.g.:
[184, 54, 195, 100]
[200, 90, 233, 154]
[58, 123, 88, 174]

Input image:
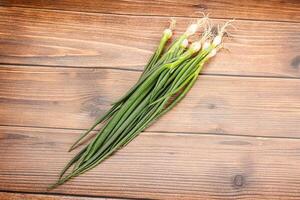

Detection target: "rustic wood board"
[1, 126, 300, 199]
[1, 66, 300, 137]
[0, 7, 299, 77]
[0, 0, 300, 199]
[0, 192, 122, 200]
[1, 0, 299, 22]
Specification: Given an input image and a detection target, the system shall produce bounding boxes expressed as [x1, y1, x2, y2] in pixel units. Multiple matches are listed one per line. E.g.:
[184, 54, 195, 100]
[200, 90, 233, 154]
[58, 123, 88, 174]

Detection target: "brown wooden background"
[0, 1, 300, 199]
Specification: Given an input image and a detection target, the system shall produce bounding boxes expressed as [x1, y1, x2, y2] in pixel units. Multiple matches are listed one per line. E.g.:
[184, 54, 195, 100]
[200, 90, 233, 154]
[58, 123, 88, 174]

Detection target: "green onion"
[50, 17, 233, 189]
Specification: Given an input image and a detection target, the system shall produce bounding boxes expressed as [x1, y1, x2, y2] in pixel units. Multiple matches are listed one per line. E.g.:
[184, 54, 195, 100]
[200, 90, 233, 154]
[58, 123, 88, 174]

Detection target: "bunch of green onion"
[51, 17, 232, 188]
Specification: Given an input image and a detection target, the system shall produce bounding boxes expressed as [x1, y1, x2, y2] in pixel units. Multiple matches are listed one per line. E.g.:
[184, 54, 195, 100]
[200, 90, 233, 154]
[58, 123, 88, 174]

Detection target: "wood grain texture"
[1, 0, 300, 22]
[0, 192, 123, 200]
[1, 1, 300, 199]
[0, 7, 299, 78]
[1, 126, 300, 199]
[0, 65, 300, 138]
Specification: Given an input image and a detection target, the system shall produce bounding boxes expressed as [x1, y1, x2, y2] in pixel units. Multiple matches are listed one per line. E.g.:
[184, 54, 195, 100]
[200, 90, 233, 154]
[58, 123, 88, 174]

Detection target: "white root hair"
[169, 18, 176, 30]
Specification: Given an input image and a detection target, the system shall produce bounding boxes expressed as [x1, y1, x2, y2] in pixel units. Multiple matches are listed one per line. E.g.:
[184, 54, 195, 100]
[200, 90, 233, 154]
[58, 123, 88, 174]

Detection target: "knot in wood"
[233, 174, 244, 188]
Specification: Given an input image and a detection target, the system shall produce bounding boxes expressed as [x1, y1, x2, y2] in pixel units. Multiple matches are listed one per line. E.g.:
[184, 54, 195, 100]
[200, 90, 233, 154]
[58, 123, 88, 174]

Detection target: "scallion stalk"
[50, 17, 234, 189]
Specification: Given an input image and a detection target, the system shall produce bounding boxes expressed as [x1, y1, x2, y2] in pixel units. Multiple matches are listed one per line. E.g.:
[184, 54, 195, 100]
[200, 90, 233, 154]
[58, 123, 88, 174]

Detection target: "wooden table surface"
[0, 1, 300, 199]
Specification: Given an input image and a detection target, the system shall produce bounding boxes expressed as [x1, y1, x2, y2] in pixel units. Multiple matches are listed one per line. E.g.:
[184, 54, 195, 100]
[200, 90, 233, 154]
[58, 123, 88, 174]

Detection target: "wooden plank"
[1, 126, 300, 199]
[0, 7, 299, 78]
[0, 192, 123, 200]
[1, 0, 300, 22]
[0, 65, 300, 138]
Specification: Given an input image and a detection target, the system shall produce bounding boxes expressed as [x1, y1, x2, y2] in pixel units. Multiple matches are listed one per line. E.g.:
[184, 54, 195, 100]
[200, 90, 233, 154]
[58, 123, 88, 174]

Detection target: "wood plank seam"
[1, 63, 300, 81]
[1, 124, 300, 141]
[0, 190, 136, 200]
